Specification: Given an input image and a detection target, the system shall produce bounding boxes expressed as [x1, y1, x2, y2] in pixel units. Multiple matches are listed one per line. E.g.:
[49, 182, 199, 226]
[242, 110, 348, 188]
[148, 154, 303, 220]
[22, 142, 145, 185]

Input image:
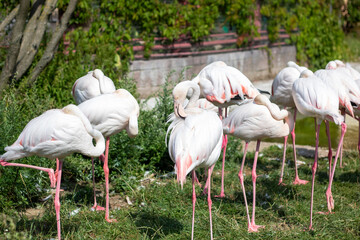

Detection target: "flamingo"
[292, 70, 347, 230]
[167, 80, 223, 240]
[270, 61, 309, 185]
[192, 61, 260, 197]
[71, 69, 117, 212]
[72, 69, 116, 105]
[223, 94, 294, 232]
[0, 104, 105, 240]
[78, 89, 139, 222]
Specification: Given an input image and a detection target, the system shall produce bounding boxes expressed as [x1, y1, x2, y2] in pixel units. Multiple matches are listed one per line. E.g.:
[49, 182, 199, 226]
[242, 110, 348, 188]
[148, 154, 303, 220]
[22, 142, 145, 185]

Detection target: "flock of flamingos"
[0, 59, 360, 239]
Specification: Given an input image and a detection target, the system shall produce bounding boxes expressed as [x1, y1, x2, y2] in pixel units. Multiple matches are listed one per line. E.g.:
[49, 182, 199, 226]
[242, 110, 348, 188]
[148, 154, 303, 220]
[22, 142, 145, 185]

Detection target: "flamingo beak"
[174, 101, 187, 119]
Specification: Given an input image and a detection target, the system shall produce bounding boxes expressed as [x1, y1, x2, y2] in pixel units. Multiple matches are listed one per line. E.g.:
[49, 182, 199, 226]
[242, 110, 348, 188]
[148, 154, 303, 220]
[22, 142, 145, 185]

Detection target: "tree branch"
[0, 0, 30, 91]
[28, 0, 78, 86]
[0, 5, 19, 34]
[15, 0, 58, 81]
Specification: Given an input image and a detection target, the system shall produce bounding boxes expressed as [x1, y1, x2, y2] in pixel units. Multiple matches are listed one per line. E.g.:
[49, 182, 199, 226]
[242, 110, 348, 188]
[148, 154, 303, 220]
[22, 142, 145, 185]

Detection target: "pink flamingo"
[72, 69, 117, 212]
[78, 89, 139, 222]
[292, 70, 347, 230]
[270, 61, 309, 185]
[192, 61, 260, 197]
[223, 94, 294, 232]
[167, 80, 223, 240]
[72, 69, 116, 105]
[0, 104, 105, 240]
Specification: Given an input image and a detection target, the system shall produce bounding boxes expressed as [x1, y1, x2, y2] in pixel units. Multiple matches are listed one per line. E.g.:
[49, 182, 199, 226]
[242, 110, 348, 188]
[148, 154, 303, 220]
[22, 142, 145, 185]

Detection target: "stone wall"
[129, 45, 296, 98]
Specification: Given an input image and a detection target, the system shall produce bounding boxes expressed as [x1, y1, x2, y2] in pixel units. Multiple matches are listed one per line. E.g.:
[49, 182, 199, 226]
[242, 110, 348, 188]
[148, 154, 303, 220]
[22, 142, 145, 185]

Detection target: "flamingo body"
[72, 69, 116, 105]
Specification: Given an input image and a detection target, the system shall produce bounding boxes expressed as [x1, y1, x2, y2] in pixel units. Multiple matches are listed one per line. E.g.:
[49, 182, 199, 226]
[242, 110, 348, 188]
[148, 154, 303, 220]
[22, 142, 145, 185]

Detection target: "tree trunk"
[0, 5, 19, 34]
[15, 0, 58, 81]
[28, 0, 78, 86]
[0, 0, 30, 90]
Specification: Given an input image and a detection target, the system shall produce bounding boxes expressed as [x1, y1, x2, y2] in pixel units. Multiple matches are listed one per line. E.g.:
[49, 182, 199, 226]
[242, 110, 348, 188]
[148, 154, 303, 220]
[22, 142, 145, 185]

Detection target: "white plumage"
[72, 69, 116, 105]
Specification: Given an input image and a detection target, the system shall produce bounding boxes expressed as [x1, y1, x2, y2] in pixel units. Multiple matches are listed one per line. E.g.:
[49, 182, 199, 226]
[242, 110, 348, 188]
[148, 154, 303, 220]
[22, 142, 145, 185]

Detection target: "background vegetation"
[0, 0, 359, 238]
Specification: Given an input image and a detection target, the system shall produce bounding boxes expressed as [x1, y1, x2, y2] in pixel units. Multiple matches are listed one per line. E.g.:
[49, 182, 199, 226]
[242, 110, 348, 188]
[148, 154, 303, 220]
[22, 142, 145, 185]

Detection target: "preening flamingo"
[0, 104, 105, 240]
[72, 69, 116, 105]
[167, 80, 223, 240]
[72, 69, 117, 212]
[292, 70, 347, 230]
[192, 61, 260, 197]
[78, 89, 139, 222]
[222, 94, 294, 232]
[270, 61, 309, 185]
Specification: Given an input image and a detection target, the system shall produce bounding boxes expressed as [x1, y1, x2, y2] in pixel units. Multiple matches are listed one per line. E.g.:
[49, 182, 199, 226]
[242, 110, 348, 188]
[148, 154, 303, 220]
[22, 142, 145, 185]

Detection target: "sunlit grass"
[1, 145, 359, 239]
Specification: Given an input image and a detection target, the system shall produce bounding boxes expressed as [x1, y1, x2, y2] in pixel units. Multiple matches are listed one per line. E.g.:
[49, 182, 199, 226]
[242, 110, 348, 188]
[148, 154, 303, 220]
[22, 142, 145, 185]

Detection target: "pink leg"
[216, 107, 227, 198]
[202, 165, 214, 195]
[325, 123, 347, 213]
[339, 110, 345, 168]
[0, 160, 56, 188]
[191, 171, 196, 240]
[103, 137, 116, 223]
[279, 136, 288, 185]
[207, 167, 214, 240]
[249, 140, 264, 232]
[292, 109, 308, 185]
[309, 122, 320, 230]
[193, 171, 202, 188]
[325, 121, 333, 174]
[238, 142, 252, 230]
[54, 159, 63, 240]
[91, 156, 105, 211]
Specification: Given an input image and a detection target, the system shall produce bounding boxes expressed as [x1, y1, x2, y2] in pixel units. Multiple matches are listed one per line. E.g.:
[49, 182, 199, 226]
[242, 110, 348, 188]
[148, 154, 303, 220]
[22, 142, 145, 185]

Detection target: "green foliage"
[261, 0, 345, 69]
[343, 0, 360, 32]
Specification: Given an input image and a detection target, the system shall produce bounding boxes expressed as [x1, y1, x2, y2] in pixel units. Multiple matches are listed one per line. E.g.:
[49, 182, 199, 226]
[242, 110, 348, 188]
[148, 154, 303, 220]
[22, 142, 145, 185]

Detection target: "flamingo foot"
[105, 217, 117, 223]
[317, 211, 335, 215]
[91, 205, 105, 211]
[326, 189, 334, 211]
[292, 177, 309, 185]
[214, 192, 225, 198]
[0, 160, 7, 166]
[48, 169, 56, 188]
[278, 179, 286, 186]
[248, 223, 265, 233]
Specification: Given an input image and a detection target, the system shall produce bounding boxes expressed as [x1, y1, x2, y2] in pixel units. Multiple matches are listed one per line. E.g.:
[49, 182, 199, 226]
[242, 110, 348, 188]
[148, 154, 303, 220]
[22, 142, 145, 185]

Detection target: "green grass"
[1, 145, 360, 239]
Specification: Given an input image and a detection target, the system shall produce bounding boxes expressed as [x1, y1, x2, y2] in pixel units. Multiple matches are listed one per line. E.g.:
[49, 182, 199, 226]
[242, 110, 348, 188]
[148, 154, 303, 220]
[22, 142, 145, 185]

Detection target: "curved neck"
[93, 69, 106, 94]
[62, 104, 105, 156]
[254, 94, 289, 120]
[186, 81, 200, 109]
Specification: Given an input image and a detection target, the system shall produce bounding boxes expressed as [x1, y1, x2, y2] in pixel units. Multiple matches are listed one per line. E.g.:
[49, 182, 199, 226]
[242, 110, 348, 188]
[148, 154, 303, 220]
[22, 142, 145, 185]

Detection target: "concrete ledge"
[130, 45, 296, 98]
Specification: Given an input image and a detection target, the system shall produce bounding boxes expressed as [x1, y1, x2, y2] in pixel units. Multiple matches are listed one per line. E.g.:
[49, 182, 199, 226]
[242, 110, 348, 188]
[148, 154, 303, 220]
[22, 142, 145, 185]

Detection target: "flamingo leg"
[325, 120, 333, 177]
[202, 165, 214, 195]
[191, 171, 196, 240]
[292, 109, 308, 185]
[238, 142, 252, 230]
[216, 107, 227, 198]
[278, 136, 288, 185]
[207, 167, 214, 240]
[91, 156, 105, 211]
[102, 137, 116, 222]
[325, 123, 347, 213]
[0, 160, 56, 188]
[249, 140, 264, 232]
[309, 122, 320, 230]
[339, 110, 345, 168]
[193, 171, 202, 188]
[54, 159, 63, 240]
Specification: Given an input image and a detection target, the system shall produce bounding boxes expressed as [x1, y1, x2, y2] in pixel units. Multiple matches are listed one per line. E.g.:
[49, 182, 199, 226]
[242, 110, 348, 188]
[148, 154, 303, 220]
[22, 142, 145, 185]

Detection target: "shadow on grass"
[131, 210, 183, 239]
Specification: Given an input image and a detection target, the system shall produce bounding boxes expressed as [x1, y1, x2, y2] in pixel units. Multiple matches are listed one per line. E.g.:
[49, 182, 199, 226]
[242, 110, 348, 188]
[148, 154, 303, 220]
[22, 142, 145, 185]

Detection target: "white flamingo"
[223, 94, 294, 232]
[167, 80, 222, 240]
[192, 61, 260, 197]
[292, 69, 347, 230]
[0, 104, 105, 240]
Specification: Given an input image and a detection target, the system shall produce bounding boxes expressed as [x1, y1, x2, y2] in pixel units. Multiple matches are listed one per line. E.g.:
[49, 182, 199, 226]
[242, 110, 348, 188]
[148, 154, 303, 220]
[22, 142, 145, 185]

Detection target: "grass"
[1, 144, 360, 239]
